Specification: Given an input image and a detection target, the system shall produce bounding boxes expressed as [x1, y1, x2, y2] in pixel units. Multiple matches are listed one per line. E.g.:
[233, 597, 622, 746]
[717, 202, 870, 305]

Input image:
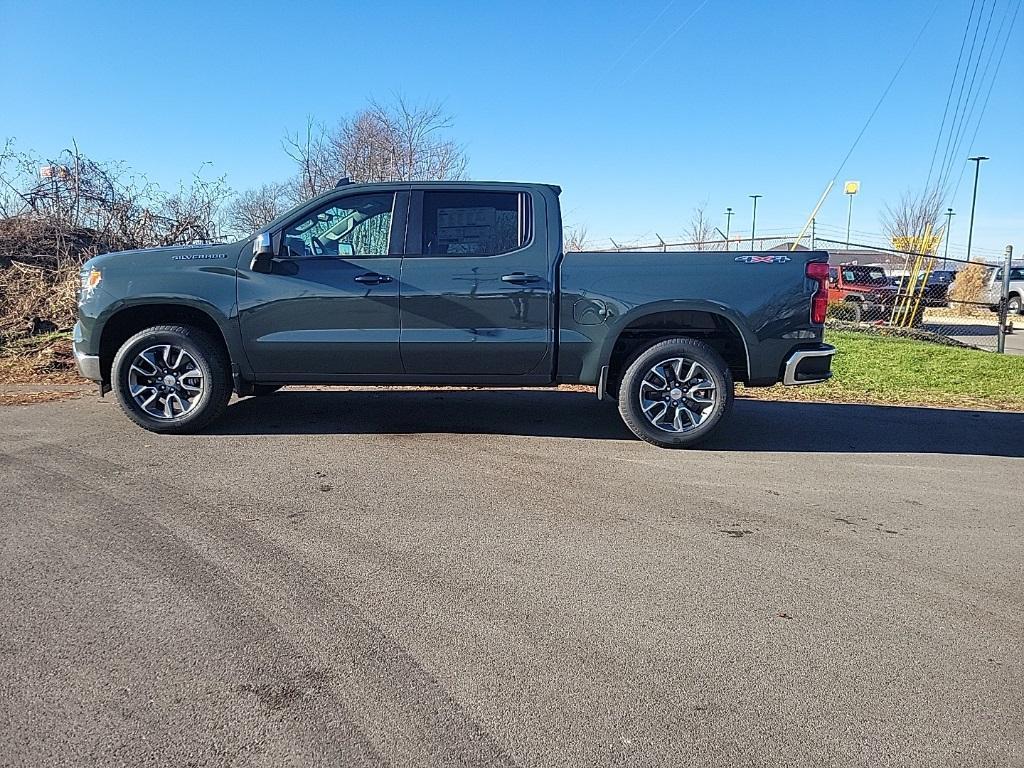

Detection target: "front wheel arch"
[111, 324, 233, 433]
[99, 303, 232, 386]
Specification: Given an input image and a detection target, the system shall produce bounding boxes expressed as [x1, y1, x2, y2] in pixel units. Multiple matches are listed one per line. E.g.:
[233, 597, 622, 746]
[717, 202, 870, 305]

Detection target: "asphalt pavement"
[922, 316, 1024, 354]
[2, 390, 1022, 767]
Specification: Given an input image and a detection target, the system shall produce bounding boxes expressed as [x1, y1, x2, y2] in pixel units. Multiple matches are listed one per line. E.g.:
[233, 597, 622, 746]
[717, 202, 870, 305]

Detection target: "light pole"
[724, 207, 734, 250]
[942, 208, 955, 269]
[966, 156, 988, 263]
[844, 180, 860, 249]
[749, 195, 762, 251]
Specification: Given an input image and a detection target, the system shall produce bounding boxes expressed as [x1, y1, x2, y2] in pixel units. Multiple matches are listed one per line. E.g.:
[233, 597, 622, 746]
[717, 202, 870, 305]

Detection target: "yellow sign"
[844, 180, 860, 195]
[892, 233, 941, 254]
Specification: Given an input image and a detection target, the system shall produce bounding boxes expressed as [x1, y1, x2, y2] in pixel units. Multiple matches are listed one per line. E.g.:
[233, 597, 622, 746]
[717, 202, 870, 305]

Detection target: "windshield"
[842, 266, 888, 285]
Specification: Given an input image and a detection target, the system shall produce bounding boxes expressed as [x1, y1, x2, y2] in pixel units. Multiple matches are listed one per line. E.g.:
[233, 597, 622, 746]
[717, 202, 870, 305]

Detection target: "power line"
[594, 0, 678, 88]
[829, 0, 942, 185]
[935, 0, 990, 188]
[924, 0, 978, 192]
[618, 0, 712, 85]
[950, 0, 1022, 200]
[939, 0, 1001, 194]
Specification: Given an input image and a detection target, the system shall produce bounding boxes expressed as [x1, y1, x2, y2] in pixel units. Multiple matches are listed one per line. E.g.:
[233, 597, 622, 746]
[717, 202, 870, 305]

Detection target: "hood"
[85, 242, 243, 271]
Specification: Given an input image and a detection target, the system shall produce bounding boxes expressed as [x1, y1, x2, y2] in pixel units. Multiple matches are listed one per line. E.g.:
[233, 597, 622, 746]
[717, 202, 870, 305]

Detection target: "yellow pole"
[896, 246, 924, 326]
[790, 180, 835, 251]
[906, 224, 935, 326]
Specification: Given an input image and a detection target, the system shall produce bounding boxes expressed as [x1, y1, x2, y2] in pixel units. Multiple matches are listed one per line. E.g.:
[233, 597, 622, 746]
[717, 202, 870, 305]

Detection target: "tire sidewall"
[618, 339, 734, 448]
[112, 328, 221, 432]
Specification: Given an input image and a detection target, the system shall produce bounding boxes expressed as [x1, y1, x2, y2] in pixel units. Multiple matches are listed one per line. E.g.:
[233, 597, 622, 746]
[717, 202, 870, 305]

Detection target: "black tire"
[1009, 295, 1022, 315]
[846, 300, 863, 323]
[111, 324, 232, 434]
[617, 337, 734, 449]
[251, 384, 283, 396]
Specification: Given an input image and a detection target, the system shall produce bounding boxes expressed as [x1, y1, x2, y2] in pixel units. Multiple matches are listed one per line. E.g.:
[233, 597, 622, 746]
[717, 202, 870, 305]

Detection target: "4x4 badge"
[734, 254, 792, 263]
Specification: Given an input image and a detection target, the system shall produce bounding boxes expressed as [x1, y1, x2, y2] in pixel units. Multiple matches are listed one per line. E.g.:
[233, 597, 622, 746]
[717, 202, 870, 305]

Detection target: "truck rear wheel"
[111, 324, 232, 434]
[617, 337, 734, 448]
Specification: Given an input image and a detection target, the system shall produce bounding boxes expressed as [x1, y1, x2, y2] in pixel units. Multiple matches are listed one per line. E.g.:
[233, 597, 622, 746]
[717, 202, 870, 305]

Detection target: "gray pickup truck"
[74, 180, 834, 447]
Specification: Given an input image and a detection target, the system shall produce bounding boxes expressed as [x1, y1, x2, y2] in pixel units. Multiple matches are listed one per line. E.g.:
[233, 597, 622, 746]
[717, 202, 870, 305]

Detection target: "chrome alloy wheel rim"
[127, 344, 205, 420]
[638, 357, 717, 433]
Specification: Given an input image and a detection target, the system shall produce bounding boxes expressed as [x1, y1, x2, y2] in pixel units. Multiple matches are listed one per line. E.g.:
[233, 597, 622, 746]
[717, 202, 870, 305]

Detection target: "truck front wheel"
[111, 324, 232, 434]
[617, 337, 734, 448]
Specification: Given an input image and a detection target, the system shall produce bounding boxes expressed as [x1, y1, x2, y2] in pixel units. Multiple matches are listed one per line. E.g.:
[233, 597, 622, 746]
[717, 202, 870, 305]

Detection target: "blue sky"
[2, 0, 1020, 258]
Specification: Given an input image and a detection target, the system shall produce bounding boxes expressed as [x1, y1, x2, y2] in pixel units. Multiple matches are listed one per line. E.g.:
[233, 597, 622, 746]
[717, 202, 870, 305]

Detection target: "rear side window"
[421, 191, 530, 256]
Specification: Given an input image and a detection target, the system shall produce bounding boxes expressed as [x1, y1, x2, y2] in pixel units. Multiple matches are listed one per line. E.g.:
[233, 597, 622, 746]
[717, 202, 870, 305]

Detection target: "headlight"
[83, 268, 102, 290]
[79, 267, 102, 304]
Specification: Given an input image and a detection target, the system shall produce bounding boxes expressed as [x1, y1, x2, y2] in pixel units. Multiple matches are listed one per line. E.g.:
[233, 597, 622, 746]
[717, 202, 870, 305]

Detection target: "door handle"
[354, 272, 393, 285]
[501, 273, 541, 285]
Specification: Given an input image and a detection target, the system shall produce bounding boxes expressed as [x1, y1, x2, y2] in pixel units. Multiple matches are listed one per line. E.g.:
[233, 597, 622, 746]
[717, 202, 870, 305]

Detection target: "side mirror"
[250, 232, 274, 273]
[337, 242, 354, 257]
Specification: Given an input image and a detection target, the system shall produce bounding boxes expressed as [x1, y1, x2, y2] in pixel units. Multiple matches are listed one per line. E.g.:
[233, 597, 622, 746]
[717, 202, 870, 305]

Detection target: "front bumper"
[72, 324, 102, 382]
[73, 344, 102, 382]
[783, 344, 835, 386]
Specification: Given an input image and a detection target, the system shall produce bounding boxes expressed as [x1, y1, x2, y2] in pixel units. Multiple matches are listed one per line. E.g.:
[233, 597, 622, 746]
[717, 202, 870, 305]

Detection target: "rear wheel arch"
[603, 309, 750, 397]
[98, 303, 232, 384]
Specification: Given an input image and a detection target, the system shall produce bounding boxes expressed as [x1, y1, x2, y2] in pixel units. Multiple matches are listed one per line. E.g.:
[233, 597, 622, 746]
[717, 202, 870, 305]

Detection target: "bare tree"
[563, 224, 589, 252]
[1, 142, 232, 335]
[686, 204, 716, 250]
[224, 182, 290, 236]
[282, 118, 338, 203]
[881, 187, 944, 254]
[282, 96, 468, 203]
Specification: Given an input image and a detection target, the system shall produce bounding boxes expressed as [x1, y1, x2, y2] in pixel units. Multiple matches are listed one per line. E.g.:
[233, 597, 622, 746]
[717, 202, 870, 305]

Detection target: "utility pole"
[724, 207, 734, 250]
[843, 181, 860, 249]
[942, 208, 955, 270]
[749, 195, 762, 251]
[966, 156, 989, 263]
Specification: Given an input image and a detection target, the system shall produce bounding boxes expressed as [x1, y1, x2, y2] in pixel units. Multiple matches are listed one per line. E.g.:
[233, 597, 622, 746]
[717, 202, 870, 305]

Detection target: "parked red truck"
[828, 264, 896, 321]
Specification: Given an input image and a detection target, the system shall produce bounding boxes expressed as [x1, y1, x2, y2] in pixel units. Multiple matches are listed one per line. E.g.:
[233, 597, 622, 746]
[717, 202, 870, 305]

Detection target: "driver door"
[238, 190, 407, 378]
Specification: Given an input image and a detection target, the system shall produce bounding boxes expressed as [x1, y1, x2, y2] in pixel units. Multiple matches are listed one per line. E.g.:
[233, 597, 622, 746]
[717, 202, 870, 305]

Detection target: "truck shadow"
[209, 389, 1024, 458]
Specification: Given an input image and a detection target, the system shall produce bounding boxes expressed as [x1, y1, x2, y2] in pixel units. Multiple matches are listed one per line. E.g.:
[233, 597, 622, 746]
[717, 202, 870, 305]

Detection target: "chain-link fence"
[816, 238, 1014, 354]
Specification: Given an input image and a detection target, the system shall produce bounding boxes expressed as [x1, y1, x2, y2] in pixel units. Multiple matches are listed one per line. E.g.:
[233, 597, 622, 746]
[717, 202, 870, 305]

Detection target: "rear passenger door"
[399, 188, 554, 376]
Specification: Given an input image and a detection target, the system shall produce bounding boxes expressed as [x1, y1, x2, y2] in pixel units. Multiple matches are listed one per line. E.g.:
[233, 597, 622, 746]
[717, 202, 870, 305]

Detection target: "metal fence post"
[998, 244, 1013, 354]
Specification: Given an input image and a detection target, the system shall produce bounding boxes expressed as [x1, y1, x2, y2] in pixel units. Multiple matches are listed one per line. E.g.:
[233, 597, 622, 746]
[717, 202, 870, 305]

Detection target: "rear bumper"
[783, 344, 835, 386]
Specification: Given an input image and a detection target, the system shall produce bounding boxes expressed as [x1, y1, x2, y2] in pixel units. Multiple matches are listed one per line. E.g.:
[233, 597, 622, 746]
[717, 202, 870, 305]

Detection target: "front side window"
[282, 193, 394, 258]
[421, 191, 528, 256]
[843, 267, 887, 285]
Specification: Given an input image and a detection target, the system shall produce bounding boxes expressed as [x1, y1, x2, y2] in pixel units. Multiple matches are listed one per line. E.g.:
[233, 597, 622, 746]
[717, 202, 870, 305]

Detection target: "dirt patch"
[0, 389, 82, 407]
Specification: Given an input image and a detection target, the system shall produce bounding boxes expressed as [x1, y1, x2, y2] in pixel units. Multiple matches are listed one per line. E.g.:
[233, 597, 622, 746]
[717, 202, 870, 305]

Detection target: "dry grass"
[947, 262, 991, 317]
[0, 333, 78, 385]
